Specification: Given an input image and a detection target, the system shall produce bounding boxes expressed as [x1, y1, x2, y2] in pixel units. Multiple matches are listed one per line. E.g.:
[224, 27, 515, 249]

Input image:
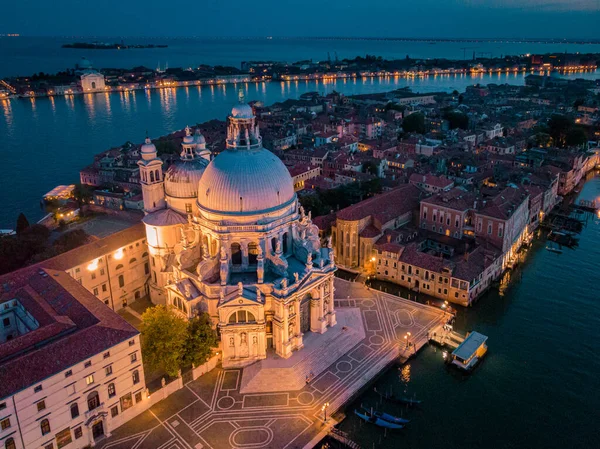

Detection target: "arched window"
[70, 402, 79, 418]
[5, 438, 15, 449]
[155, 169, 160, 181]
[248, 242, 258, 265]
[115, 264, 124, 270]
[87, 391, 100, 411]
[132, 370, 140, 384]
[108, 382, 116, 398]
[129, 258, 137, 264]
[142, 252, 148, 258]
[40, 418, 51, 435]
[228, 310, 256, 324]
[271, 237, 278, 253]
[231, 243, 242, 265]
[150, 171, 155, 182]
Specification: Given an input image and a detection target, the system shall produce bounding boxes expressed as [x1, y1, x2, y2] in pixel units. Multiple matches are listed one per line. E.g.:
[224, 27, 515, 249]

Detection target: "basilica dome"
[197, 147, 295, 215]
[231, 102, 254, 119]
[164, 158, 208, 199]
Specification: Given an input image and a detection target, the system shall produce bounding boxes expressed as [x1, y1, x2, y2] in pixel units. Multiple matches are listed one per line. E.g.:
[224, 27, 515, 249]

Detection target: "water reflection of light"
[65, 94, 75, 111]
[130, 89, 137, 112]
[83, 93, 95, 119]
[48, 95, 56, 115]
[399, 363, 411, 384]
[104, 92, 112, 119]
[0, 98, 13, 128]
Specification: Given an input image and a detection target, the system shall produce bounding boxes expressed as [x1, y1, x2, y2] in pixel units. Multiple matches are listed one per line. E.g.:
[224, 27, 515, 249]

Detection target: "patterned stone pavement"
[97, 279, 445, 449]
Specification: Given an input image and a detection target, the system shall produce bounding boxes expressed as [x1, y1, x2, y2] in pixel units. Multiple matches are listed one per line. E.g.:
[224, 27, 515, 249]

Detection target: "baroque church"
[137, 93, 337, 368]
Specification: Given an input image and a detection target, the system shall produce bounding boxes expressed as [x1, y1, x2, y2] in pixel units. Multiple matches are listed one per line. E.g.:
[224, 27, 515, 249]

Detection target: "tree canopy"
[16, 213, 30, 235]
[402, 112, 426, 134]
[183, 313, 219, 367]
[444, 111, 469, 130]
[141, 307, 218, 377]
[140, 305, 189, 377]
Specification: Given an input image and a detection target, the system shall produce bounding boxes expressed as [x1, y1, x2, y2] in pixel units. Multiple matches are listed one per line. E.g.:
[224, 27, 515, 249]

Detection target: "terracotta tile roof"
[359, 225, 381, 238]
[409, 173, 454, 189]
[398, 243, 449, 273]
[421, 187, 476, 212]
[336, 184, 421, 223]
[0, 267, 138, 400]
[478, 186, 529, 220]
[313, 213, 337, 231]
[44, 222, 146, 270]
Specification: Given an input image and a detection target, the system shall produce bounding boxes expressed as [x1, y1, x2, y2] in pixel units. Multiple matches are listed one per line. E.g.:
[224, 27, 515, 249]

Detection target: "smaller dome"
[183, 135, 195, 144]
[231, 102, 254, 119]
[194, 131, 206, 145]
[140, 137, 157, 155]
[165, 158, 208, 198]
[78, 57, 92, 69]
[142, 208, 188, 227]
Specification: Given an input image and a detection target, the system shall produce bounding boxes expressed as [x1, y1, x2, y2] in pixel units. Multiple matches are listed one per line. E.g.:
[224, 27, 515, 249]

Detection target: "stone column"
[241, 242, 249, 268]
[327, 276, 337, 327]
[295, 299, 304, 350]
[311, 286, 327, 334]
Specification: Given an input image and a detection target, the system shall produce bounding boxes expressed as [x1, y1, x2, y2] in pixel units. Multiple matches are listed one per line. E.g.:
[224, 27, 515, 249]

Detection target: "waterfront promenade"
[96, 278, 445, 449]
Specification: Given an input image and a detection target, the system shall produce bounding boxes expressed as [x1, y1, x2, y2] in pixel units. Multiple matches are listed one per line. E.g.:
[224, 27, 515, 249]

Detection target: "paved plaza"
[98, 279, 445, 449]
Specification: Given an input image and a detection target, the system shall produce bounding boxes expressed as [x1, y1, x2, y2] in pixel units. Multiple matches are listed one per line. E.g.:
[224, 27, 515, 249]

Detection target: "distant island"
[62, 42, 168, 50]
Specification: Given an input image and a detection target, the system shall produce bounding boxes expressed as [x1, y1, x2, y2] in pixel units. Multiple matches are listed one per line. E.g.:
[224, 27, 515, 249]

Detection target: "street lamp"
[404, 332, 411, 349]
[322, 402, 330, 422]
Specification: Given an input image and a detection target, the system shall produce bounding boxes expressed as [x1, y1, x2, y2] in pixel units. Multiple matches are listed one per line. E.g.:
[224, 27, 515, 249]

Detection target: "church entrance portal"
[300, 295, 311, 333]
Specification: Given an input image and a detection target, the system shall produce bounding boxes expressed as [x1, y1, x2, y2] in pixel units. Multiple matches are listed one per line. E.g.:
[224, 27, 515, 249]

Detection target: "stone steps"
[240, 329, 360, 394]
[298, 328, 361, 382]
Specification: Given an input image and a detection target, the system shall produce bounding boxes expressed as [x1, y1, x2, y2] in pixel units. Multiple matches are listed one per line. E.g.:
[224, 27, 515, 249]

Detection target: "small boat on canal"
[361, 407, 411, 424]
[373, 387, 423, 406]
[354, 409, 405, 429]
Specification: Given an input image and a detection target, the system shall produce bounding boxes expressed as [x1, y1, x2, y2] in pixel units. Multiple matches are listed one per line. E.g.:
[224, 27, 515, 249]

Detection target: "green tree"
[362, 160, 379, 175]
[16, 213, 30, 235]
[402, 113, 426, 134]
[73, 183, 95, 206]
[444, 111, 469, 130]
[140, 305, 188, 377]
[183, 313, 218, 367]
[547, 114, 573, 148]
[53, 229, 90, 253]
[565, 127, 588, 148]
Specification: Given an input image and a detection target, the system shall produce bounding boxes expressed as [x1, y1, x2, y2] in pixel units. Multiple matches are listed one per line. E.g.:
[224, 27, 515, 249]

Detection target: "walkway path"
[97, 279, 445, 449]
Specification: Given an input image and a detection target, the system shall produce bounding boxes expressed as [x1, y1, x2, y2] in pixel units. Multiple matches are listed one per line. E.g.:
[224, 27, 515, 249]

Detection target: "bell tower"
[137, 136, 165, 213]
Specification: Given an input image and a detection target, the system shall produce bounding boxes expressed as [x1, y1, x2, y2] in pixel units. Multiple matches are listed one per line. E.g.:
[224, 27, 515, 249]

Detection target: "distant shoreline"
[62, 42, 168, 50]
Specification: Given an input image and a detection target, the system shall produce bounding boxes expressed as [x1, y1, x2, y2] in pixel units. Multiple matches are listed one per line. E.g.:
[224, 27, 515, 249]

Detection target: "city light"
[114, 248, 124, 260]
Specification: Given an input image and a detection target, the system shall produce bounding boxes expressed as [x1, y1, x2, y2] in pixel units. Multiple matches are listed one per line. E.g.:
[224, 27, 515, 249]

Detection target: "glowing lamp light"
[87, 260, 98, 271]
[114, 248, 124, 260]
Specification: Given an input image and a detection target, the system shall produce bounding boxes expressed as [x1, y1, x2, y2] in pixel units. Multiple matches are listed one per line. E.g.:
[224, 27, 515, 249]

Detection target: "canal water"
[1, 69, 598, 229]
[337, 174, 600, 449]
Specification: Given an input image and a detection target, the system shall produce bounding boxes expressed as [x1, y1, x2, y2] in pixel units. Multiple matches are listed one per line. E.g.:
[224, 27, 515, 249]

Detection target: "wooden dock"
[328, 428, 362, 449]
[428, 324, 465, 349]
